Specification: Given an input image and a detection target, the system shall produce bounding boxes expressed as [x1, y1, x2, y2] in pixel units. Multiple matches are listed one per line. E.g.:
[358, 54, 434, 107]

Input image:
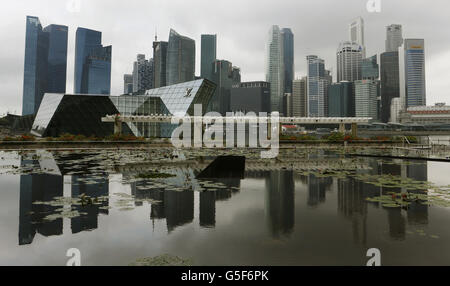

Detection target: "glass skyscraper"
[200, 34, 217, 82]
[132, 54, 154, 93]
[22, 16, 68, 115]
[166, 29, 195, 86]
[380, 51, 400, 122]
[266, 25, 284, 115]
[282, 28, 294, 94]
[402, 39, 426, 107]
[208, 60, 233, 115]
[386, 24, 403, 53]
[337, 41, 363, 82]
[74, 28, 111, 94]
[362, 55, 379, 80]
[307, 55, 328, 117]
[328, 81, 354, 117]
[152, 40, 168, 88]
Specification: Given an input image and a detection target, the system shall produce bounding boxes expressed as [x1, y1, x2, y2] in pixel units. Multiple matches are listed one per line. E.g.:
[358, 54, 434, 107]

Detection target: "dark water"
[0, 149, 449, 266]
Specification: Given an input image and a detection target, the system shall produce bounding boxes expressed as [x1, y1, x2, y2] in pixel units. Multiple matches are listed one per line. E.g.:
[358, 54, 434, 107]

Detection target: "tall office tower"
[380, 51, 400, 122]
[362, 55, 379, 80]
[307, 55, 328, 117]
[337, 41, 363, 82]
[152, 39, 168, 88]
[200, 34, 217, 81]
[292, 77, 307, 117]
[123, 74, 133, 94]
[74, 27, 111, 94]
[166, 29, 195, 86]
[283, 93, 293, 117]
[132, 54, 154, 93]
[281, 28, 294, 94]
[208, 60, 233, 115]
[354, 80, 378, 119]
[80, 45, 112, 95]
[231, 66, 241, 85]
[22, 16, 68, 115]
[266, 25, 284, 114]
[386, 24, 403, 52]
[328, 81, 354, 117]
[400, 39, 426, 107]
[349, 17, 365, 57]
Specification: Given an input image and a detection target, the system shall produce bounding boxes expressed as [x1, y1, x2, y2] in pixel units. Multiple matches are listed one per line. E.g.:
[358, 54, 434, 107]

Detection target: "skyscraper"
[380, 51, 400, 122]
[307, 55, 328, 117]
[152, 39, 168, 88]
[166, 29, 195, 86]
[132, 54, 154, 93]
[386, 24, 403, 53]
[22, 16, 68, 115]
[74, 27, 111, 94]
[401, 39, 426, 107]
[349, 17, 365, 57]
[266, 25, 284, 114]
[208, 60, 233, 115]
[328, 81, 354, 117]
[123, 74, 133, 94]
[231, 66, 241, 86]
[292, 77, 307, 117]
[354, 80, 378, 119]
[282, 28, 294, 94]
[200, 34, 217, 82]
[362, 55, 379, 80]
[337, 41, 363, 82]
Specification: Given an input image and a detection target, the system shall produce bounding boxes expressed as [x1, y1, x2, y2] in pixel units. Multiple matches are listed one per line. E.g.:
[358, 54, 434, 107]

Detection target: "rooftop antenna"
[155, 27, 158, 42]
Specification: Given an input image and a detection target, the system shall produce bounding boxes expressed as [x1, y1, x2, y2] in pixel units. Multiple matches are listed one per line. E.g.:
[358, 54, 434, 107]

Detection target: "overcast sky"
[1, 0, 449, 115]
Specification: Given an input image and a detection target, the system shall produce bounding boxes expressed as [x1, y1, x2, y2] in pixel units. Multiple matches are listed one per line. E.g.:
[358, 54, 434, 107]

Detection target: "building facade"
[282, 28, 294, 94]
[230, 81, 270, 114]
[200, 34, 217, 82]
[22, 16, 68, 115]
[266, 25, 284, 115]
[328, 81, 354, 117]
[349, 17, 365, 57]
[132, 54, 154, 93]
[123, 74, 133, 94]
[166, 29, 195, 86]
[337, 41, 363, 82]
[386, 24, 403, 53]
[380, 51, 400, 122]
[354, 80, 378, 119]
[208, 60, 233, 115]
[292, 77, 307, 117]
[231, 67, 241, 86]
[307, 55, 328, 117]
[152, 40, 168, 88]
[362, 55, 379, 80]
[401, 39, 426, 107]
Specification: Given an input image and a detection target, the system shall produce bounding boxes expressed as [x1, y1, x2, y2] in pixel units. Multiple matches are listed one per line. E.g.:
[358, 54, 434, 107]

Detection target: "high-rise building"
[200, 34, 217, 82]
[282, 28, 294, 94]
[349, 17, 365, 57]
[22, 16, 68, 115]
[354, 79, 378, 119]
[386, 24, 403, 53]
[328, 81, 354, 117]
[400, 39, 426, 107]
[380, 51, 400, 122]
[292, 77, 307, 117]
[307, 55, 328, 117]
[230, 81, 271, 113]
[362, 55, 379, 80]
[166, 29, 195, 86]
[337, 41, 363, 82]
[123, 74, 133, 94]
[152, 39, 168, 88]
[231, 66, 241, 85]
[266, 25, 284, 115]
[74, 27, 111, 94]
[208, 60, 233, 115]
[132, 54, 154, 93]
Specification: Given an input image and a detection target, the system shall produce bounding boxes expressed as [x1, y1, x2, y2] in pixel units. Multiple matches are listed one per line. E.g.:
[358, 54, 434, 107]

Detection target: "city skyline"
[1, 0, 449, 114]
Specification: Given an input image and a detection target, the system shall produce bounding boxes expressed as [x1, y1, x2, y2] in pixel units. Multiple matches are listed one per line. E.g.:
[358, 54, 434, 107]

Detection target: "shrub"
[19, 135, 36, 141]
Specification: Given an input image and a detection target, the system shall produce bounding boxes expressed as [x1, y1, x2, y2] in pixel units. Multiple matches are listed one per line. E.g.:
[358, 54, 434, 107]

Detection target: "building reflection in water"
[263, 170, 295, 238]
[18, 152, 110, 245]
[307, 175, 332, 207]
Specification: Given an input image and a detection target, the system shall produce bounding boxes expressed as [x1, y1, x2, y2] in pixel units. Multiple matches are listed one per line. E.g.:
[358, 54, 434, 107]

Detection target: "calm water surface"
[0, 148, 449, 266]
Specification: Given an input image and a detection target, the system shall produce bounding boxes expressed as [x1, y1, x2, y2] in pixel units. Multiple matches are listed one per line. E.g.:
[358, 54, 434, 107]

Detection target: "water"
[0, 148, 449, 266]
